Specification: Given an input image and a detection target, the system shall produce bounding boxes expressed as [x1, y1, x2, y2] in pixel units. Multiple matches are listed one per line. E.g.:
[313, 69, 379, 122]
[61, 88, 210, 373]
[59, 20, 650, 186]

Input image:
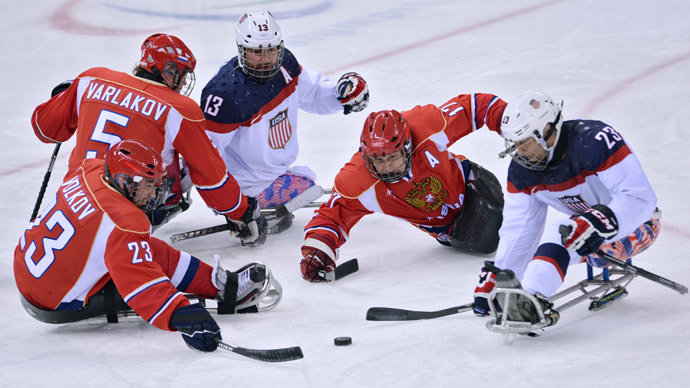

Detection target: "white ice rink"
[2, 1, 689, 387]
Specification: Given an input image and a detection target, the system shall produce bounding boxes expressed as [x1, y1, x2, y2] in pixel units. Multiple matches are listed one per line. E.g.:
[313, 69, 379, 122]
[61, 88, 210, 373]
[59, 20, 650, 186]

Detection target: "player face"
[514, 137, 548, 163]
[160, 62, 186, 93]
[370, 150, 408, 177]
[131, 177, 159, 207]
[245, 47, 280, 71]
[514, 124, 558, 164]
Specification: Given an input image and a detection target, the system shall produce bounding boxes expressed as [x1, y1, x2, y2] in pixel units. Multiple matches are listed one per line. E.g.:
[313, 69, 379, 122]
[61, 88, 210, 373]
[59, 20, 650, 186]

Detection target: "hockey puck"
[334, 336, 352, 346]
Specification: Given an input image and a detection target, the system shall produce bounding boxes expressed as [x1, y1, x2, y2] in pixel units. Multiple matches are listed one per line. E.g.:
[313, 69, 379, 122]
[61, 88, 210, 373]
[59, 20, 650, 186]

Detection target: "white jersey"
[201, 49, 343, 196]
[494, 119, 657, 279]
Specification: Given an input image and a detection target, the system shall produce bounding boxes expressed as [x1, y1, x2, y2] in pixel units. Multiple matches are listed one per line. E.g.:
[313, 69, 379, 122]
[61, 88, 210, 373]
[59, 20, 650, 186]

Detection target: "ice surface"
[2, 1, 689, 387]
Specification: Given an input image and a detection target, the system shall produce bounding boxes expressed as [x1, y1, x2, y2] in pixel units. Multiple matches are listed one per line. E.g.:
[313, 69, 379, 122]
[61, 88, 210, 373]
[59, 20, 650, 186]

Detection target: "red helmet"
[104, 139, 168, 212]
[136, 33, 197, 96]
[360, 110, 413, 183]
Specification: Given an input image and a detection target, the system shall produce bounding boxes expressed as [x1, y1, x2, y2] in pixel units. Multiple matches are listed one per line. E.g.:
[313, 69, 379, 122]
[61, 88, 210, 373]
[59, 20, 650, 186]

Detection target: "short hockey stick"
[366, 302, 474, 321]
[595, 249, 687, 295]
[215, 339, 304, 362]
[30, 143, 61, 221]
[170, 186, 327, 243]
[169, 202, 324, 243]
[318, 258, 359, 281]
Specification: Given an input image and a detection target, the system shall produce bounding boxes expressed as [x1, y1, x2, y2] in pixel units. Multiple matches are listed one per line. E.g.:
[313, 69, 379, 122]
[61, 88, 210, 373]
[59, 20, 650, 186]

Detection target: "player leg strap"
[217, 271, 239, 314]
[449, 161, 504, 254]
[19, 281, 129, 324]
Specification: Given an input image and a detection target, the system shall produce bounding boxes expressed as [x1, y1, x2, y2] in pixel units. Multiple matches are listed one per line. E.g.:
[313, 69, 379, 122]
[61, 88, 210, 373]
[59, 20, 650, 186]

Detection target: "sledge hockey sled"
[486, 263, 636, 337]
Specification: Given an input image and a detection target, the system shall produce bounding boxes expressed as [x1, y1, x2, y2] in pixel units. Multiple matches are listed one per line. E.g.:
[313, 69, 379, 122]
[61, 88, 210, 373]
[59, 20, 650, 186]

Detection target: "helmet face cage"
[237, 43, 284, 83]
[361, 141, 413, 183]
[360, 110, 413, 183]
[235, 11, 284, 83]
[160, 61, 196, 97]
[108, 171, 169, 213]
[504, 133, 549, 170]
[104, 140, 169, 213]
[137, 33, 197, 95]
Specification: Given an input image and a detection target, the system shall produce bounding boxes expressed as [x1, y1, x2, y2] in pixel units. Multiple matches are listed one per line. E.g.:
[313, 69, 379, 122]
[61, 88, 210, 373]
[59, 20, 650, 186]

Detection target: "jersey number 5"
[86, 109, 128, 159]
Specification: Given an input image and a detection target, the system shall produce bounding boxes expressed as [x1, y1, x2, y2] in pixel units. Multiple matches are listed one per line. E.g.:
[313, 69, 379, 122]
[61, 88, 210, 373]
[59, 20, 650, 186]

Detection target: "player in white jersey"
[200, 11, 370, 230]
[472, 91, 660, 324]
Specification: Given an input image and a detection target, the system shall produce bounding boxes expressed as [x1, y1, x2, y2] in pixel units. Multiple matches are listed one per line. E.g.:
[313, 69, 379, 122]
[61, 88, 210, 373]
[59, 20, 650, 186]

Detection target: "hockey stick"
[215, 339, 304, 362]
[169, 202, 324, 243]
[366, 302, 474, 321]
[595, 249, 687, 295]
[30, 143, 61, 221]
[170, 185, 327, 243]
[318, 258, 359, 281]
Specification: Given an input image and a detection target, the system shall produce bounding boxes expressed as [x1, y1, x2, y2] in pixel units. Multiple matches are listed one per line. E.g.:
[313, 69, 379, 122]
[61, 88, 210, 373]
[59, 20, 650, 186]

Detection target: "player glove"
[226, 197, 268, 247]
[336, 72, 369, 115]
[170, 303, 221, 352]
[300, 246, 336, 282]
[560, 204, 619, 257]
[51, 80, 73, 97]
[473, 261, 498, 317]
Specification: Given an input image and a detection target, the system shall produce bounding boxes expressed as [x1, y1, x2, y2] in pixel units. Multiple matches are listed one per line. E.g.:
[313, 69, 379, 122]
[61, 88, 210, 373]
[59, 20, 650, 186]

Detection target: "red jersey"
[14, 159, 217, 331]
[303, 93, 506, 258]
[31, 67, 247, 218]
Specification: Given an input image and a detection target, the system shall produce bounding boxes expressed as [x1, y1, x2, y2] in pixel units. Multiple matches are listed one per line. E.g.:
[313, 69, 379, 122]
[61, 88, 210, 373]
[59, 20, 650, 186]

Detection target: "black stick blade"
[216, 340, 304, 362]
[335, 258, 359, 280]
[231, 346, 304, 362]
[366, 303, 474, 321]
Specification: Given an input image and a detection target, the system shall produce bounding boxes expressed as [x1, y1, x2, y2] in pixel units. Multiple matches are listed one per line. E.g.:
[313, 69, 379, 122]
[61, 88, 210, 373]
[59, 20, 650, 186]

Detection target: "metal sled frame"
[486, 263, 636, 335]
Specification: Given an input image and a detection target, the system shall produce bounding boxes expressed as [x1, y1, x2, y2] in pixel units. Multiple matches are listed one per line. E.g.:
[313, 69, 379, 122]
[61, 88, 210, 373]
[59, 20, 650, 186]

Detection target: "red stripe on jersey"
[204, 80, 299, 134]
[507, 180, 531, 194]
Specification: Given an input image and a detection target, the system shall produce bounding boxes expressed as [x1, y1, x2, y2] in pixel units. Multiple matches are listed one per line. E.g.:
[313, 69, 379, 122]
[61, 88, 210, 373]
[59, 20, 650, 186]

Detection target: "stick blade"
[216, 340, 304, 362]
[366, 303, 474, 321]
[366, 307, 415, 321]
[231, 345, 304, 363]
[335, 258, 359, 280]
[319, 258, 359, 281]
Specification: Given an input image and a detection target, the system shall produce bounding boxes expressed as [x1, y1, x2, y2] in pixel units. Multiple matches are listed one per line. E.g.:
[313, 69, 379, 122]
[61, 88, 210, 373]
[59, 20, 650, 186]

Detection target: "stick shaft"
[596, 249, 687, 294]
[31, 143, 61, 221]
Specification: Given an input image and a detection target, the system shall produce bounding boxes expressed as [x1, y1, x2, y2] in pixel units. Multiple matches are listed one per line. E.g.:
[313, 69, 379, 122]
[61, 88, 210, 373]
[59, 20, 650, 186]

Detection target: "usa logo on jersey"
[558, 194, 592, 214]
[268, 109, 292, 149]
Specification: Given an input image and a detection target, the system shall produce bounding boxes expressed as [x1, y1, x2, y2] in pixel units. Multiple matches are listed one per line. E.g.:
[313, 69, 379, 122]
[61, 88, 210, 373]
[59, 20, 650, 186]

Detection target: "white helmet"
[500, 91, 563, 170]
[235, 11, 284, 83]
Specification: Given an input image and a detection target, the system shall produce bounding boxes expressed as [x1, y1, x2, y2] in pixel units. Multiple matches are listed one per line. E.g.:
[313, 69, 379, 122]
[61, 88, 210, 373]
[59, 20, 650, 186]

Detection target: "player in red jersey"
[30, 33, 266, 245]
[300, 93, 507, 281]
[14, 140, 282, 352]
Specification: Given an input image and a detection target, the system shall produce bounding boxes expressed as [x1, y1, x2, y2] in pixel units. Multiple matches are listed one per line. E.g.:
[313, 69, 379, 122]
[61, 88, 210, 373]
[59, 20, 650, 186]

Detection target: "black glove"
[51, 80, 73, 97]
[336, 72, 369, 115]
[170, 303, 221, 352]
[560, 204, 619, 256]
[226, 197, 267, 247]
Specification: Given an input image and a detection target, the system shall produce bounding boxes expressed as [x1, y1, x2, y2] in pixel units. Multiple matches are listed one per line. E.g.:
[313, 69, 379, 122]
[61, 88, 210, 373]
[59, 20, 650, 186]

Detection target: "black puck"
[334, 336, 352, 346]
